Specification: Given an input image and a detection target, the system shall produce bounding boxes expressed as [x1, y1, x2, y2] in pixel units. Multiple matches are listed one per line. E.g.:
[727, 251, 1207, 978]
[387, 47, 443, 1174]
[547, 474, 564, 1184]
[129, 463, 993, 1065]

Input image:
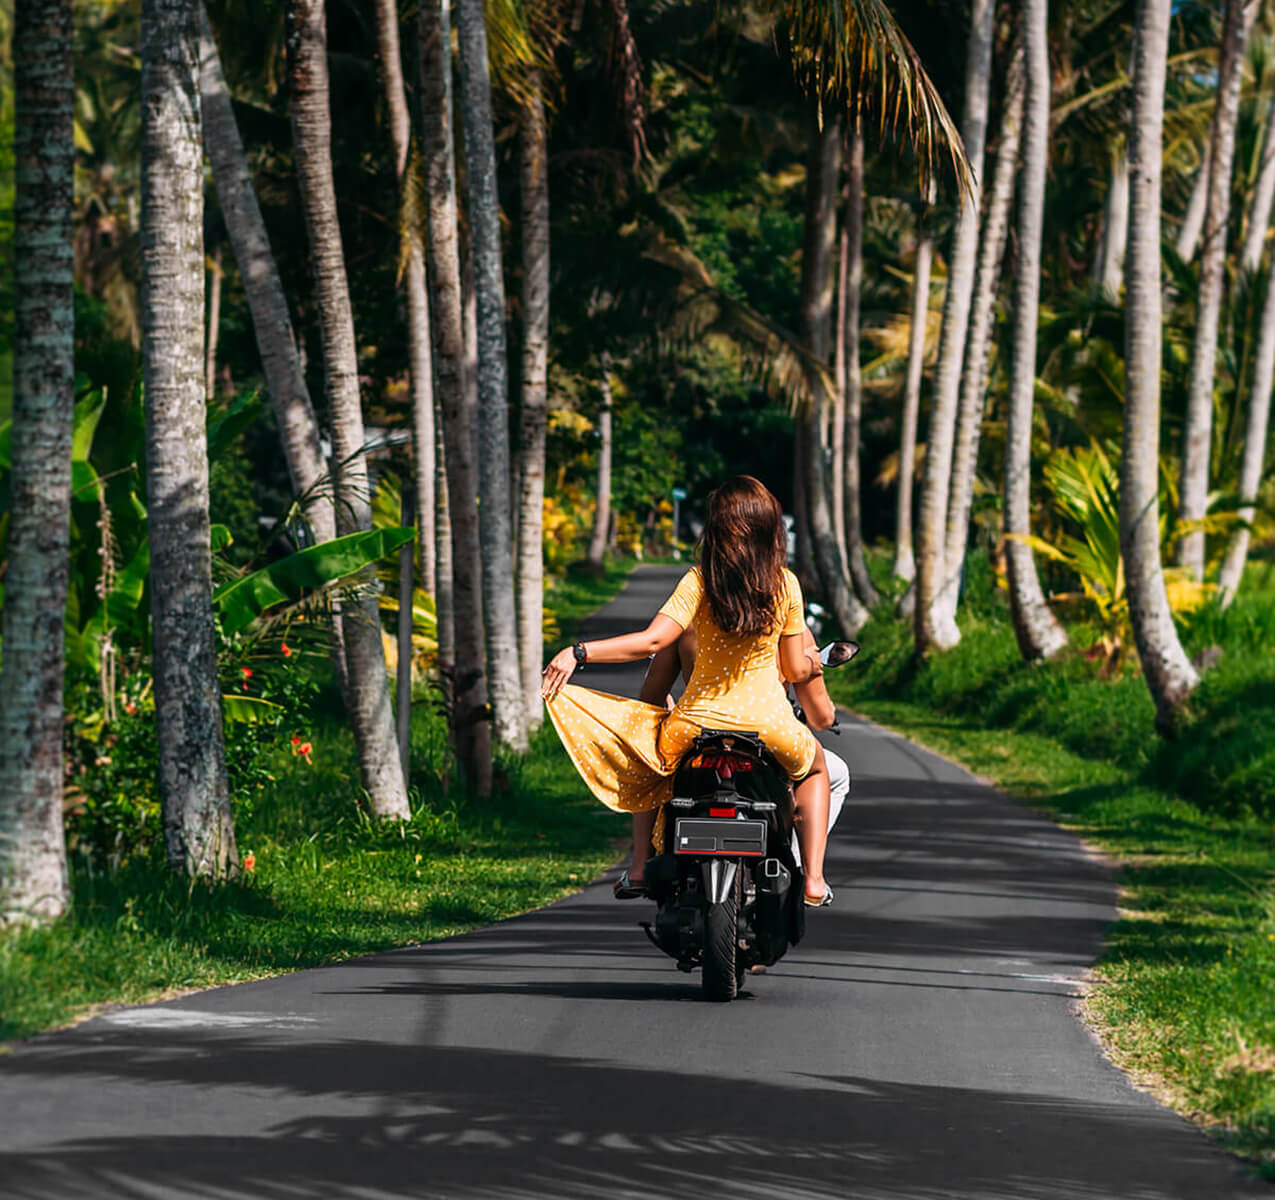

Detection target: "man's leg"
[826, 749, 849, 833]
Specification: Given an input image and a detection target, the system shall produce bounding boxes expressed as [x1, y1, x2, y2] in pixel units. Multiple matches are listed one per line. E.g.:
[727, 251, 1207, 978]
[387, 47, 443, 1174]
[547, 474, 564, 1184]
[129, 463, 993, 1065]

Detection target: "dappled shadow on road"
[0, 1032, 1261, 1200]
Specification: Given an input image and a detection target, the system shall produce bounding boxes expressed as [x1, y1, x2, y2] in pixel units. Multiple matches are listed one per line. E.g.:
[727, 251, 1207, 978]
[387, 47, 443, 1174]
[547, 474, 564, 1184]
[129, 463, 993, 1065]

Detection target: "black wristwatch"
[573, 641, 588, 665]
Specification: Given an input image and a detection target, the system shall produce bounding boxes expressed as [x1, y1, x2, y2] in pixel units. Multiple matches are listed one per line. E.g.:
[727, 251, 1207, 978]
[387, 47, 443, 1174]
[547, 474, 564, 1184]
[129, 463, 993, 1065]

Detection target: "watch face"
[574, 643, 587, 663]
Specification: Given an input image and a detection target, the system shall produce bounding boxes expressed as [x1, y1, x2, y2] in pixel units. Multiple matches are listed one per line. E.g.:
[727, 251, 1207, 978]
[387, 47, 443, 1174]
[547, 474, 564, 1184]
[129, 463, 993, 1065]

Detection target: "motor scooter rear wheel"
[702, 869, 741, 1002]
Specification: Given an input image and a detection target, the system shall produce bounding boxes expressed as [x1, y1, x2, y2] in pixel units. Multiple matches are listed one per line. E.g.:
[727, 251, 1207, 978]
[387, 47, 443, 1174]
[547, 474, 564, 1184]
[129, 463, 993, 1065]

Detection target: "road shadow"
[1, 1032, 1265, 1199]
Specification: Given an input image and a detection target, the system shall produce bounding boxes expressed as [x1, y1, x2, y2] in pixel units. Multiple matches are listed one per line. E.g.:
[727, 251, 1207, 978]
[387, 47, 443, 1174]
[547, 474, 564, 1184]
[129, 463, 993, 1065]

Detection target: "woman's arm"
[541, 615, 684, 699]
[778, 631, 821, 686]
[781, 629, 835, 729]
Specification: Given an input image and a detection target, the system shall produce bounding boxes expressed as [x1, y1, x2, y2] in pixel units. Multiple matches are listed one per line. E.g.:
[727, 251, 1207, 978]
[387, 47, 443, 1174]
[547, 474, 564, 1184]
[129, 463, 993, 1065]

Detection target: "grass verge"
[826, 557, 1275, 1177]
[0, 557, 641, 1044]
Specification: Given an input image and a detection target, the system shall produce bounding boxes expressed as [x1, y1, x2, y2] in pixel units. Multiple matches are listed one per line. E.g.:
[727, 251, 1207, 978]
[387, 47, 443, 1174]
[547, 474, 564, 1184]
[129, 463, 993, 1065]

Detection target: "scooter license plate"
[673, 817, 766, 857]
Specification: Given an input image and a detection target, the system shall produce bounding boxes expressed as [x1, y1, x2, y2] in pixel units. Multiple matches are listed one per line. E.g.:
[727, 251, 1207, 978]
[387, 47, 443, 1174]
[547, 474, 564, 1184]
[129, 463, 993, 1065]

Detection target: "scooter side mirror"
[819, 640, 860, 668]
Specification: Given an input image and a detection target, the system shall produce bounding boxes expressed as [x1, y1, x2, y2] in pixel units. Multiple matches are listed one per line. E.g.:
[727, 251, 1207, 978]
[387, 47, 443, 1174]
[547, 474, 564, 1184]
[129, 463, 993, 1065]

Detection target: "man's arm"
[639, 642, 682, 706]
[789, 630, 837, 731]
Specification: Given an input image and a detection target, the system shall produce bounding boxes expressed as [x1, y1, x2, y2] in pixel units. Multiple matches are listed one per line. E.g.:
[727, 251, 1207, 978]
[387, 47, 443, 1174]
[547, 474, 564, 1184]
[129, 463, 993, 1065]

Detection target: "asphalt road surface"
[1, 565, 1268, 1199]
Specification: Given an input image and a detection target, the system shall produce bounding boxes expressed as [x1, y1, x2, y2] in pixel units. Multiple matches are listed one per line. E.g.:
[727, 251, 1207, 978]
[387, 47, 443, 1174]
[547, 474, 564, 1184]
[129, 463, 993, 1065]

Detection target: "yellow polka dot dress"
[546, 568, 819, 840]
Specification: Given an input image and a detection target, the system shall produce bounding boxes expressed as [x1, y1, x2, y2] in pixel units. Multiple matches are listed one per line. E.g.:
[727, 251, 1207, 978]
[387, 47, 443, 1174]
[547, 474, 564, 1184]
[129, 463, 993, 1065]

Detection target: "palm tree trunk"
[914, 0, 996, 654]
[374, 0, 436, 601]
[587, 360, 614, 568]
[840, 123, 879, 607]
[1219, 241, 1275, 604]
[1241, 99, 1275, 273]
[793, 438, 815, 582]
[396, 487, 414, 782]
[417, 0, 492, 792]
[1176, 139, 1211, 261]
[943, 50, 1025, 608]
[287, 0, 410, 818]
[198, 5, 336, 547]
[1093, 147, 1129, 298]
[205, 243, 222, 395]
[517, 74, 549, 729]
[0, 0, 74, 924]
[833, 185, 849, 567]
[800, 109, 868, 637]
[1124, 0, 1199, 734]
[1178, 0, 1251, 580]
[142, 0, 237, 875]
[455, 0, 528, 753]
[433, 392, 456, 665]
[892, 184, 934, 584]
[1005, 0, 1067, 662]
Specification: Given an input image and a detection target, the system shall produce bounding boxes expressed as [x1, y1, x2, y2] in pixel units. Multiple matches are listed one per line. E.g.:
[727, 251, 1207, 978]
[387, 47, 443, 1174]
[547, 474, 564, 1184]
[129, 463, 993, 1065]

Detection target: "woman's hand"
[541, 646, 578, 700]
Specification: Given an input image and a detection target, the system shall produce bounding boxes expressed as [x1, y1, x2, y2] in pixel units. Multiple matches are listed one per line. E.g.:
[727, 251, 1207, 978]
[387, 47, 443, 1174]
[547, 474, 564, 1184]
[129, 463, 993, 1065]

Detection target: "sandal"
[613, 869, 649, 900]
[803, 884, 834, 908]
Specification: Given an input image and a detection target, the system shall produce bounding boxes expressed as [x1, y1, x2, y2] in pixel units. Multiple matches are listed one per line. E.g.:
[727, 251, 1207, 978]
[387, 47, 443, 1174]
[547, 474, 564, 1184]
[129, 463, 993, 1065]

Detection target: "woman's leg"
[629, 809, 656, 880]
[793, 743, 831, 901]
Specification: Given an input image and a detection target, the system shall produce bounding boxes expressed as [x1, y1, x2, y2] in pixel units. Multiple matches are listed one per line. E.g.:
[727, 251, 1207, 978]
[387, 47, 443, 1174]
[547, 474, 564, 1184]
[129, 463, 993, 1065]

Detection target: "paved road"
[1, 565, 1268, 1199]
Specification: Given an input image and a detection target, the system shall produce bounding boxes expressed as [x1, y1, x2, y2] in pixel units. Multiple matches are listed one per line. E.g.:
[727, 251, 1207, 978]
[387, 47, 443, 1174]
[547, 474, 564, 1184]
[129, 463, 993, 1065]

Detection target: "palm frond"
[759, 0, 971, 195]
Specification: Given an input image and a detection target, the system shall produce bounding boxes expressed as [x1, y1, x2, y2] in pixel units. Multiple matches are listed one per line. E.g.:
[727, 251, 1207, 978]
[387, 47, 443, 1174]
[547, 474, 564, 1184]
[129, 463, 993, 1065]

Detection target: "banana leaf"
[221, 694, 284, 724]
[214, 527, 415, 636]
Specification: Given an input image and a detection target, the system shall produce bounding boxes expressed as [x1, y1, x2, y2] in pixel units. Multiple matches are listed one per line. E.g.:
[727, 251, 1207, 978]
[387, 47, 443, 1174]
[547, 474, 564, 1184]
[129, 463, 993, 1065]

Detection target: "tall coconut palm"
[944, 49, 1024, 597]
[433, 395, 456, 665]
[0, 0, 74, 923]
[1176, 138, 1211, 260]
[373, 0, 436, 601]
[586, 358, 614, 567]
[892, 182, 934, 584]
[1123, 0, 1199, 733]
[799, 110, 869, 636]
[914, 0, 996, 654]
[418, 0, 492, 792]
[839, 122, 880, 608]
[1241, 96, 1275, 273]
[142, 0, 238, 875]
[1178, 0, 1251, 580]
[455, 0, 527, 752]
[197, 6, 336, 550]
[517, 72, 550, 728]
[1220, 191, 1275, 603]
[287, 0, 410, 818]
[1004, 0, 1068, 662]
[1093, 147, 1129, 298]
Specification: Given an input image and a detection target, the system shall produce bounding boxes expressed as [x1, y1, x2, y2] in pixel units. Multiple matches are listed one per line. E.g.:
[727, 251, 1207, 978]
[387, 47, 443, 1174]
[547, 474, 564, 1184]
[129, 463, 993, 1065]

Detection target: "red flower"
[242, 851, 256, 873]
[291, 736, 301, 746]
[282, 642, 292, 658]
[241, 667, 252, 679]
[124, 701, 137, 716]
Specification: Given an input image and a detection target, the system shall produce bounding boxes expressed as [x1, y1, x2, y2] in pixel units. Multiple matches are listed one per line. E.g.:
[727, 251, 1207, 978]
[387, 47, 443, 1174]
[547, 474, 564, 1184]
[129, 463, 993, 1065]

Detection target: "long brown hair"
[698, 475, 787, 636]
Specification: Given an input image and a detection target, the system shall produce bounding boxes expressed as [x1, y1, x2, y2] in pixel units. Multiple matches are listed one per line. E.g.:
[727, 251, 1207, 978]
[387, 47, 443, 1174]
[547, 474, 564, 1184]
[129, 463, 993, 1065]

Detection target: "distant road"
[0, 564, 1267, 1198]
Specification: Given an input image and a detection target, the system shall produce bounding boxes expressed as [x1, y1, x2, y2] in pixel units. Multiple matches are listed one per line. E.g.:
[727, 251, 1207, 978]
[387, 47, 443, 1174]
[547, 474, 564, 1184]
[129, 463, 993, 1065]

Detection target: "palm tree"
[1004, 0, 1068, 662]
[517, 72, 550, 728]
[1123, 0, 1199, 733]
[944, 48, 1024, 598]
[1176, 138, 1211, 260]
[287, 0, 410, 818]
[455, 0, 528, 752]
[417, 0, 493, 792]
[142, 0, 237, 875]
[892, 181, 934, 584]
[197, 6, 337, 550]
[1178, 0, 1251, 580]
[1220, 197, 1275, 603]
[839, 121, 880, 608]
[586, 357, 614, 567]
[800, 110, 869, 636]
[0, 0, 74, 923]
[1093, 147, 1129, 298]
[914, 0, 996, 654]
[1241, 94, 1275, 273]
[432, 395, 456, 665]
[373, 0, 436, 601]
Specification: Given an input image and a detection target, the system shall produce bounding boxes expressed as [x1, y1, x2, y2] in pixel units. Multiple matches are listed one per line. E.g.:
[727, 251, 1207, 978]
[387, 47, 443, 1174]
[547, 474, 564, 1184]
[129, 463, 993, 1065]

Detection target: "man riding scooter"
[614, 622, 851, 899]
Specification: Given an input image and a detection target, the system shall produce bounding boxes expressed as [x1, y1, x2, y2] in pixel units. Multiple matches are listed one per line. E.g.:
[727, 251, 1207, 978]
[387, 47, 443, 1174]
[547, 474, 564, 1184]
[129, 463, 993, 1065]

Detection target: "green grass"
[826, 555, 1275, 1176]
[0, 560, 644, 1044]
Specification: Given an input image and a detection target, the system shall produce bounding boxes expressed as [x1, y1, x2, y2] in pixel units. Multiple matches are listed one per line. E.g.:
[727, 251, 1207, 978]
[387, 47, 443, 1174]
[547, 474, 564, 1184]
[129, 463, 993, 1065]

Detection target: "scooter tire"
[702, 874, 739, 1002]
